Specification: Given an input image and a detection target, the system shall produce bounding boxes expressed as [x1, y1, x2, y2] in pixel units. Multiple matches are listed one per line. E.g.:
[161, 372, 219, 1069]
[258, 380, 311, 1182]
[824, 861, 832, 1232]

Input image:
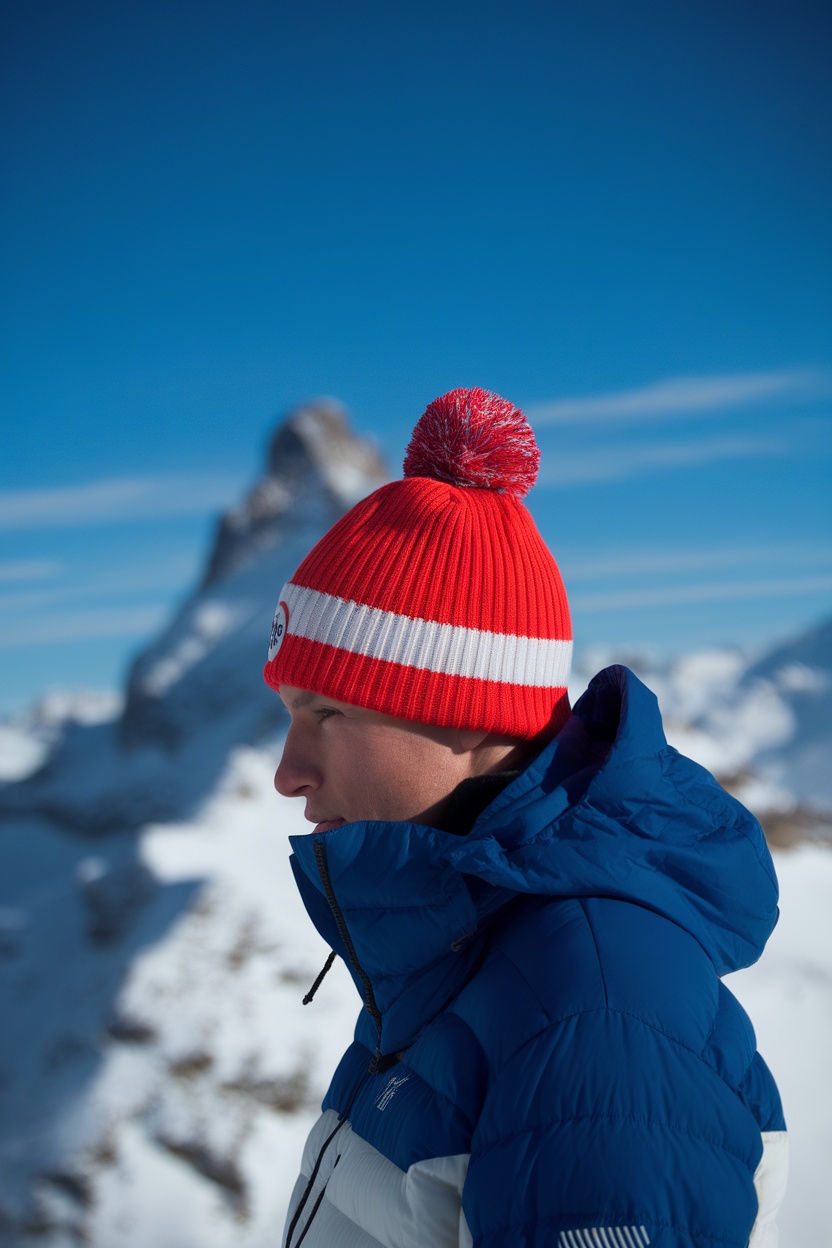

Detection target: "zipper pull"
[303, 951, 337, 1004]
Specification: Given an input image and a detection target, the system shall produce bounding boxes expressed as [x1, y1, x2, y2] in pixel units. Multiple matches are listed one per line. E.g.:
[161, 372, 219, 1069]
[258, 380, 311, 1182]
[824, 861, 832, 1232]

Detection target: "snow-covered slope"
[0, 751, 359, 1247]
[0, 692, 122, 784]
[724, 844, 832, 1248]
[0, 398, 829, 1245]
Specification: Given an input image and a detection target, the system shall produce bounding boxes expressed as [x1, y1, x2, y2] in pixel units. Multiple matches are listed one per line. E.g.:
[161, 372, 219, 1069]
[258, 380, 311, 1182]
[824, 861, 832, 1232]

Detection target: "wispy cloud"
[0, 558, 198, 614]
[0, 473, 243, 532]
[537, 433, 786, 486]
[0, 560, 62, 584]
[528, 367, 827, 426]
[573, 574, 832, 612]
[0, 604, 169, 649]
[561, 543, 832, 580]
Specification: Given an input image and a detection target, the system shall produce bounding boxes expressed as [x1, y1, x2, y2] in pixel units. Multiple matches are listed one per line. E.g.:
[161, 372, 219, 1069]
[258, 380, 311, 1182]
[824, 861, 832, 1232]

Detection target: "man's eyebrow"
[288, 691, 318, 711]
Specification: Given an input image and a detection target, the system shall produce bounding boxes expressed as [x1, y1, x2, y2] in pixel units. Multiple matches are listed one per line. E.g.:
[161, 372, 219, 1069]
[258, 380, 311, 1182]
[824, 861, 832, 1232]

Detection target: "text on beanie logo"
[268, 600, 289, 661]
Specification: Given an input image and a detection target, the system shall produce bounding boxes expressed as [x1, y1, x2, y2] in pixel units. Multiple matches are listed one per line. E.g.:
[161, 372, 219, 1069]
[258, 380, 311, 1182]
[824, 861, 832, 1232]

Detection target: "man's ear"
[456, 728, 491, 753]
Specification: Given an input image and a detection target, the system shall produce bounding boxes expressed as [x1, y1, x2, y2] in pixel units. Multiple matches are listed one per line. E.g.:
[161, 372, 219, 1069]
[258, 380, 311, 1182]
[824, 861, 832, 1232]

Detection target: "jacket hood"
[290, 665, 780, 1055]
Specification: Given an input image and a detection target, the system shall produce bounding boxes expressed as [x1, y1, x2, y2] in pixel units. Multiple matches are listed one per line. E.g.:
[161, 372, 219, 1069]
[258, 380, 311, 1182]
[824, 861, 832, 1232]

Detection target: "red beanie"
[263, 387, 572, 739]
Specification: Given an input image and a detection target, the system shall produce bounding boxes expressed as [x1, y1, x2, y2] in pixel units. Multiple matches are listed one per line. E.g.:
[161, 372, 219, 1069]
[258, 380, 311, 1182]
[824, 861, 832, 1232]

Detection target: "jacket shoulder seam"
[490, 996, 726, 1079]
[576, 897, 609, 1007]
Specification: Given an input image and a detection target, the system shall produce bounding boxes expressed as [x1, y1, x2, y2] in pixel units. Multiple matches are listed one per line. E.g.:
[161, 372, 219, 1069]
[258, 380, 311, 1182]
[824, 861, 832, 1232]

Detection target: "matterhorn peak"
[203, 398, 387, 589]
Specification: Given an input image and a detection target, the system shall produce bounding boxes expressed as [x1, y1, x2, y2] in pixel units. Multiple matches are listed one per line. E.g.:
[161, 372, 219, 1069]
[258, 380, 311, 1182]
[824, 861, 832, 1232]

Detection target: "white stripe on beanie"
[276, 581, 572, 689]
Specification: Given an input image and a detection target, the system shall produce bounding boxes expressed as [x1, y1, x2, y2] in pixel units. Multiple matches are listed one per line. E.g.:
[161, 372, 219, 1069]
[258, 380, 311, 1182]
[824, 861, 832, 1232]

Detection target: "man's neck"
[435, 768, 523, 836]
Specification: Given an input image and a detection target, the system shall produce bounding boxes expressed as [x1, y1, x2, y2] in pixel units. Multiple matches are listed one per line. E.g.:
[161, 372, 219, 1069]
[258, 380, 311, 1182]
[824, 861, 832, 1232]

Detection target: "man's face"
[274, 685, 487, 831]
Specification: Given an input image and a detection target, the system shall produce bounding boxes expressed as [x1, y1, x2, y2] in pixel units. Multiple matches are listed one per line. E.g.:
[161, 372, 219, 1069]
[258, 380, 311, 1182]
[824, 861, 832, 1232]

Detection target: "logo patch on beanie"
[268, 600, 289, 661]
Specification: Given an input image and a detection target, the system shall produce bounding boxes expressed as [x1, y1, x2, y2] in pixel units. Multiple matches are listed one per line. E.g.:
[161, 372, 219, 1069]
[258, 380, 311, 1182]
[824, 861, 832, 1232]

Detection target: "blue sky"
[1, 0, 830, 713]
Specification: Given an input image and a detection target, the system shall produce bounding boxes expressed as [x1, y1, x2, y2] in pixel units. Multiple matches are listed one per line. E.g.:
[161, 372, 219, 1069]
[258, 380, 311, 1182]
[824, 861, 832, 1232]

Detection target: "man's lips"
[310, 818, 346, 834]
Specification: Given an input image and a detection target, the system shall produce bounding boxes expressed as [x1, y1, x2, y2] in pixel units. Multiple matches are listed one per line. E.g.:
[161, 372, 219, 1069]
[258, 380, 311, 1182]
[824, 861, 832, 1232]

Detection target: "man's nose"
[273, 727, 318, 798]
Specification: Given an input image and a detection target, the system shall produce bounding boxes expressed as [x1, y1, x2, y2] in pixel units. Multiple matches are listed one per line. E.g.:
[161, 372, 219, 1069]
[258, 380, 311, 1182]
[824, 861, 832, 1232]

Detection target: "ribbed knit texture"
[264, 388, 573, 739]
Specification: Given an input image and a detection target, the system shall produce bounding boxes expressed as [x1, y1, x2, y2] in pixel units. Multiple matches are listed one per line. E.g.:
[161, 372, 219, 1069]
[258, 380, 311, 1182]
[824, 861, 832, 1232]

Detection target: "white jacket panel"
[283, 1109, 471, 1248]
[748, 1130, 789, 1248]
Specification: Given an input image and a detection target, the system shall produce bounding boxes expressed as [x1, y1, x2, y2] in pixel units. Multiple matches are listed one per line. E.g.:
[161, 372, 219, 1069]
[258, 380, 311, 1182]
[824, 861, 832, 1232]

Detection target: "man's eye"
[315, 707, 341, 722]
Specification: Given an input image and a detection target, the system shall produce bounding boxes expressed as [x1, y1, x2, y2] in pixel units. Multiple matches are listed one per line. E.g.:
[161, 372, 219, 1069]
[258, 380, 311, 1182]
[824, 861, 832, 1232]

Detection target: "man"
[265, 388, 787, 1248]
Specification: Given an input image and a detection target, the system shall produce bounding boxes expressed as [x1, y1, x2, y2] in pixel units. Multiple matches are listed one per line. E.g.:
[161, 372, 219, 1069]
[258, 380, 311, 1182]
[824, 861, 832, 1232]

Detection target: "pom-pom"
[403, 387, 540, 497]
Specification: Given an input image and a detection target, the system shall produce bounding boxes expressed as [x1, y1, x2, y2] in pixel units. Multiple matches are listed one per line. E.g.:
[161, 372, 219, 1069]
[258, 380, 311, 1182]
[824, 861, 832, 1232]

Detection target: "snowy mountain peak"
[120, 398, 386, 751]
[0, 400, 388, 832]
[203, 399, 386, 590]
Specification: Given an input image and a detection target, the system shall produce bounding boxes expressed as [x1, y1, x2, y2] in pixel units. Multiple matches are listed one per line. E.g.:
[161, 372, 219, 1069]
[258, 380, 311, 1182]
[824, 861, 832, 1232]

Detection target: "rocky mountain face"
[201, 399, 387, 591]
[0, 399, 387, 834]
[120, 397, 385, 754]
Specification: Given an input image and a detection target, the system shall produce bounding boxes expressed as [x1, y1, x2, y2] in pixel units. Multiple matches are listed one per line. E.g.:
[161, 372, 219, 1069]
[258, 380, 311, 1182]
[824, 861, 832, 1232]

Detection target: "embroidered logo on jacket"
[558, 1228, 651, 1247]
[375, 1073, 411, 1111]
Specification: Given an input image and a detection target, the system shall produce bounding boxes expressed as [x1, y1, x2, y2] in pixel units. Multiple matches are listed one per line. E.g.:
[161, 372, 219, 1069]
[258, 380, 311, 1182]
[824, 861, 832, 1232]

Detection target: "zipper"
[313, 837, 393, 1074]
[284, 1118, 345, 1248]
[284, 1025, 372, 1247]
[286, 838, 402, 1246]
[292, 1156, 340, 1247]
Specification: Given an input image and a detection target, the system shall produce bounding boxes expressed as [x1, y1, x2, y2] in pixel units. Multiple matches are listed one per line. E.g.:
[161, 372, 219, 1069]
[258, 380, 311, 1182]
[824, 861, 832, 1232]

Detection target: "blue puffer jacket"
[284, 667, 787, 1248]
